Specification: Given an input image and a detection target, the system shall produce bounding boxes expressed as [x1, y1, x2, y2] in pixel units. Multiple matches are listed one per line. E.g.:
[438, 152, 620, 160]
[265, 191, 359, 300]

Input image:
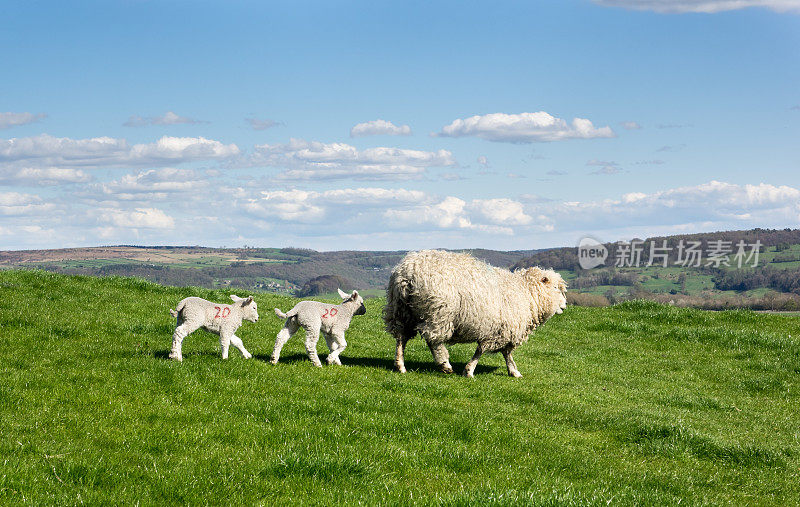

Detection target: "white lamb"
[383, 250, 567, 377]
[169, 295, 259, 362]
[271, 289, 366, 367]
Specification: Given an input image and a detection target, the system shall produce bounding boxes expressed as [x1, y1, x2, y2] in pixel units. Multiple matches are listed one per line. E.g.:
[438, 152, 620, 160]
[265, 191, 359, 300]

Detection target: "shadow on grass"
[253, 352, 500, 376]
[153, 350, 226, 360]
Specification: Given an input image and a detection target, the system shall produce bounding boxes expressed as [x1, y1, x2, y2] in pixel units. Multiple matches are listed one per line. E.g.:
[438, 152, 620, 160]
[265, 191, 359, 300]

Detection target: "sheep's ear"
[351, 290, 359, 299]
[230, 295, 242, 303]
[241, 296, 254, 306]
[337, 288, 349, 299]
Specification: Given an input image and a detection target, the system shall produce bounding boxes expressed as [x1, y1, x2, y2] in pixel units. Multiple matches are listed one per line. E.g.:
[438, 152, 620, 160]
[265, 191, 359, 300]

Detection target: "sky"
[1, 0, 799, 251]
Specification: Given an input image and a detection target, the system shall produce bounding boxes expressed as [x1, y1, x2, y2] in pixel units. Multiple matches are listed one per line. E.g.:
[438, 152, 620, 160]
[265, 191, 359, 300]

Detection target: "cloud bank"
[350, 119, 412, 137]
[435, 112, 615, 143]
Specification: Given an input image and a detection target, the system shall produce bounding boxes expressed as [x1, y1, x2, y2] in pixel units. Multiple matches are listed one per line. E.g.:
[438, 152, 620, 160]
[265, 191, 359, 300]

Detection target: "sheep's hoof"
[269, 358, 278, 365]
[243, 352, 253, 359]
[463, 369, 475, 378]
[396, 365, 407, 374]
[169, 353, 182, 362]
[509, 371, 523, 378]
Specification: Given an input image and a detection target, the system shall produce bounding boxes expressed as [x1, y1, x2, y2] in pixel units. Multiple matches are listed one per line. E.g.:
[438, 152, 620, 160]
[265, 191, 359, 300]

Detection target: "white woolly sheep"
[169, 295, 259, 362]
[271, 289, 366, 367]
[383, 250, 567, 378]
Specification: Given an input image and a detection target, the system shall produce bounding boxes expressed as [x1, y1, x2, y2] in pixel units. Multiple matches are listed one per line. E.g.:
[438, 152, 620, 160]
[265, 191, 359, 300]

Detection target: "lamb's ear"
[351, 290, 359, 300]
[337, 288, 349, 299]
[230, 295, 242, 303]
[240, 296, 254, 306]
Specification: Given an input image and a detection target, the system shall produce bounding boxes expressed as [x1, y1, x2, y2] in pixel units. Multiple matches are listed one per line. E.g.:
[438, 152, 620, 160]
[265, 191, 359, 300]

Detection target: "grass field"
[1, 270, 799, 504]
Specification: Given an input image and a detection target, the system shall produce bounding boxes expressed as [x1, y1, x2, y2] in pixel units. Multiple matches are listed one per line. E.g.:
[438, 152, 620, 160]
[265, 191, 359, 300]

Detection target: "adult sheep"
[383, 250, 567, 378]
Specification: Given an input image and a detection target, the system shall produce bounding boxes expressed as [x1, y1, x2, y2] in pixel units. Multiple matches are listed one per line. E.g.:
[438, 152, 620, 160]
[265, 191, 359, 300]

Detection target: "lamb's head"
[522, 267, 568, 318]
[230, 294, 259, 322]
[338, 288, 367, 316]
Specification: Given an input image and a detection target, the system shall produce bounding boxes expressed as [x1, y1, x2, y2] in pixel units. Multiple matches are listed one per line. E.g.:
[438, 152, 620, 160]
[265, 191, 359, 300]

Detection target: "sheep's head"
[338, 288, 367, 316]
[231, 294, 259, 322]
[522, 267, 568, 317]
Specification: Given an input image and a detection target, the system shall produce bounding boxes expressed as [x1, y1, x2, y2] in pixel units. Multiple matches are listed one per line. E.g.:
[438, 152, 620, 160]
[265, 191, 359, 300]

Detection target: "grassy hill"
[1, 270, 799, 503]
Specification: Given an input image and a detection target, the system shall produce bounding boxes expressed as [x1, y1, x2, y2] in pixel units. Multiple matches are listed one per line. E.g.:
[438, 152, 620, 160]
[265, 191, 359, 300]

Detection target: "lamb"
[271, 289, 366, 367]
[383, 250, 567, 378]
[168, 295, 259, 362]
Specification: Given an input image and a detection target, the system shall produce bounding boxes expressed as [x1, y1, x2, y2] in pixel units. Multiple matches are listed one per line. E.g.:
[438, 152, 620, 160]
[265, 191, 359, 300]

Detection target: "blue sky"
[2, 0, 799, 251]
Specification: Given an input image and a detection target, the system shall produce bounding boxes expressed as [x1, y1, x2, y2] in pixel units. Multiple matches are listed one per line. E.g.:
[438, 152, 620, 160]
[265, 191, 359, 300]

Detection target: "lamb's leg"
[270, 321, 297, 365]
[304, 325, 323, 367]
[428, 342, 453, 374]
[169, 322, 195, 362]
[395, 338, 409, 373]
[323, 333, 339, 365]
[229, 334, 252, 359]
[502, 345, 523, 378]
[326, 332, 346, 366]
[220, 331, 232, 360]
[463, 343, 485, 378]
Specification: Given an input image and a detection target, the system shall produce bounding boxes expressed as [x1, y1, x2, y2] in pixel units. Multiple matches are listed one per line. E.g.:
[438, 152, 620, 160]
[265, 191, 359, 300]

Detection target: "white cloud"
[0, 191, 57, 216]
[0, 134, 240, 168]
[96, 168, 209, 201]
[592, 0, 800, 13]
[0, 112, 47, 129]
[468, 198, 533, 225]
[250, 138, 454, 180]
[124, 111, 207, 127]
[101, 207, 176, 229]
[350, 119, 412, 137]
[435, 112, 615, 143]
[587, 159, 623, 175]
[246, 118, 282, 130]
[241, 187, 430, 224]
[620, 121, 642, 130]
[0, 167, 91, 186]
[529, 181, 800, 233]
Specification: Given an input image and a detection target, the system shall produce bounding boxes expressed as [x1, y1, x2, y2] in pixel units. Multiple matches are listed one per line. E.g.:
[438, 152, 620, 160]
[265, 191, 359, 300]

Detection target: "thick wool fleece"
[383, 250, 567, 377]
[271, 290, 366, 367]
[169, 295, 259, 361]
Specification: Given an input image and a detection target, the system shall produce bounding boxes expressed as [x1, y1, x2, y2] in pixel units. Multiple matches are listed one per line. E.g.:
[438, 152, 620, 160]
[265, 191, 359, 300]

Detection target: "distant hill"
[3, 229, 800, 309]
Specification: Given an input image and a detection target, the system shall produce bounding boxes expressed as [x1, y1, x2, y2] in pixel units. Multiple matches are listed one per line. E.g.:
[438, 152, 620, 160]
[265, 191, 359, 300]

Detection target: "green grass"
[1, 270, 799, 504]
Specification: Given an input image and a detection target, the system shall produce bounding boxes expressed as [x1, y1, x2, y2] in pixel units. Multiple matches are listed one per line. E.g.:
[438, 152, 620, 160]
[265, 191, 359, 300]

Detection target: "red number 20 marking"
[214, 306, 231, 318]
[321, 308, 338, 319]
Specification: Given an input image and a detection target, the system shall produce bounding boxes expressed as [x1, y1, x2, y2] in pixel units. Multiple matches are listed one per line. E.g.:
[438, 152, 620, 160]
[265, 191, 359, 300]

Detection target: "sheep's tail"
[274, 308, 288, 319]
[170, 299, 187, 319]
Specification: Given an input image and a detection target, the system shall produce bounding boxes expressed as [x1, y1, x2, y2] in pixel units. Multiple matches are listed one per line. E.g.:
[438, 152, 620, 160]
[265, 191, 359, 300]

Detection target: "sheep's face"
[231, 295, 259, 322]
[339, 288, 367, 316]
[523, 267, 568, 316]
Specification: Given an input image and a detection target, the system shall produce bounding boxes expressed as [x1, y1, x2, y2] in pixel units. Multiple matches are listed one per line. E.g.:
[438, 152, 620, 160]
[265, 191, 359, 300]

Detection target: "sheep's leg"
[220, 331, 232, 360]
[463, 343, 485, 378]
[323, 333, 340, 365]
[428, 342, 453, 374]
[304, 325, 323, 367]
[326, 332, 346, 366]
[229, 334, 252, 359]
[169, 322, 196, 362]
[395, 338, 409, 373]
[502, 345, 523, 378]
[270, 321, 298, 365]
